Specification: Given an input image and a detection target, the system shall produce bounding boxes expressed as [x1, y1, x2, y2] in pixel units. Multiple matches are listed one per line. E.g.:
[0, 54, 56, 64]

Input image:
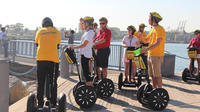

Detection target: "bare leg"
[151, 77, 157, 88]
[97, 67, 101, 80]
[102, 68, 107, 79]
[132, 61, 136, 81]
[89, 60, 92, 73]
[197, 59, 200, 75]
[125, 62, 129, 79]
[189, 59, 193, 76]
[156, 77, 162, 88]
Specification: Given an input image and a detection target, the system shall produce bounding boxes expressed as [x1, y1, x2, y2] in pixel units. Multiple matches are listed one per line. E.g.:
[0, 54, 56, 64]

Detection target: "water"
[165, 43, 190, 73]
[112, 42, 190, 73]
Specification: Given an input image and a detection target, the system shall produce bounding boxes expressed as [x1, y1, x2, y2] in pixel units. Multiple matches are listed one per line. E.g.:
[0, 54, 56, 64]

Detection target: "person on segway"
[134, 23, 148, 44]
[141, 12, 165, 88]
[93, 17, 111, 80]
[187, 30, 200, 76]
[122, 25, 140, 83]
[68, 16, 95, 86]
[134, 24, 149, 77]
[35, 17, 61, 111]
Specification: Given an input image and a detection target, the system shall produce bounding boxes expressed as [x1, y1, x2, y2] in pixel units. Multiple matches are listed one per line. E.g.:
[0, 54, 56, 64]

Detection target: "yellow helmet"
[139, 23, 146, 28]
[150, 12, 162, 23]
[83, 16, 94, 24]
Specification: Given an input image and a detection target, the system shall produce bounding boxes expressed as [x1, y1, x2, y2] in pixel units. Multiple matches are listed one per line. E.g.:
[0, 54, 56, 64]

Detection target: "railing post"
[119, 45, 122, 71]
[12, 40, 16, 62]
[0, 58, 9, 112]
[33, 42, 37, 58]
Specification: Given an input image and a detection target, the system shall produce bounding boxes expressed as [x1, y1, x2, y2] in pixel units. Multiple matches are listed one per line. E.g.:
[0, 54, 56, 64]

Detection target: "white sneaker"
[37, 108, 43, 112]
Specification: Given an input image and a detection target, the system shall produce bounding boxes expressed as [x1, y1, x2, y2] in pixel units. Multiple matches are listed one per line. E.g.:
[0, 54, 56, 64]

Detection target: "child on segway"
[122, 25, 140, 83]
[187, 30, 200, 76]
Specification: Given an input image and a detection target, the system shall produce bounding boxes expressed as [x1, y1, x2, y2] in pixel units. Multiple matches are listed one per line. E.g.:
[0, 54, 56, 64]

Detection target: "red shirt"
[93, 28, 111, 49]
[189, 37, 200, 54]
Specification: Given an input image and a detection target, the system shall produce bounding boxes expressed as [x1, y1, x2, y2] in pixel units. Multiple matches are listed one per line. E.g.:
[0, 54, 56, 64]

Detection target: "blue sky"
[0, 0, 199, 32]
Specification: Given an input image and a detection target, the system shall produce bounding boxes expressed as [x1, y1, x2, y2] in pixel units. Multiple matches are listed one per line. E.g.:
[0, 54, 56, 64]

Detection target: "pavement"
[5, 54, 200, 112]
[9, 71, 200, 112]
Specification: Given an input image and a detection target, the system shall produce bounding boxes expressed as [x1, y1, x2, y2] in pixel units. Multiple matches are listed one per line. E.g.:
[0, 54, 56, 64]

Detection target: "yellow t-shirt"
[134, 31, 148, 43]
[147, 25, 165, 56]
[35, 27, 61, 63]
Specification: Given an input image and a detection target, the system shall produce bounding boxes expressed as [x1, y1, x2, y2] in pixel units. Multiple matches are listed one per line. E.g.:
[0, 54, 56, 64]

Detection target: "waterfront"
[111, 42, 190, 73]
[7, 40, 190, 74]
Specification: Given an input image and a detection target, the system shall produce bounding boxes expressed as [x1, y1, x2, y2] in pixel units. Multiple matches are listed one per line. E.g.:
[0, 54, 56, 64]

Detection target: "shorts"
[197, 54, 200, 58]
[81, 55, 92, 82]
[148, 56, 163, 78]
[96, 47, 110, 68]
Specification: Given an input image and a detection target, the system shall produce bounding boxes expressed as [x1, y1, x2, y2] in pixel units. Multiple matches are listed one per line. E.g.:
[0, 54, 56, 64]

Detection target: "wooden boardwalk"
[9, 71, 200, 112]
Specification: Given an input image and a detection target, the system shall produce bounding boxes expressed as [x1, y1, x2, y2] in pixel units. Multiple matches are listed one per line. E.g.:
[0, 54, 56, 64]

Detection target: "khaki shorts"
[148, 56, 163, 78]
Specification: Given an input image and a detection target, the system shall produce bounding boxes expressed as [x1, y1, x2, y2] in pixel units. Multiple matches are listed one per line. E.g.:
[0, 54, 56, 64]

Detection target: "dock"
[9, 71, 200, 112]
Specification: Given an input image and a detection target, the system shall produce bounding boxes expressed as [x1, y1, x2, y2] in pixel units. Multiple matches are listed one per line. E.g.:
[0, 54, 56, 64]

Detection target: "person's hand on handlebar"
[68, 45, 74, 50]
[141, 48, 147, 54]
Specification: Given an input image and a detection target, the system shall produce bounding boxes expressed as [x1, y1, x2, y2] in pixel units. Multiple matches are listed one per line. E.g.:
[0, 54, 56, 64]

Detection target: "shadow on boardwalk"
[163, 83, 200, 94]
[170, 99, 200, 110]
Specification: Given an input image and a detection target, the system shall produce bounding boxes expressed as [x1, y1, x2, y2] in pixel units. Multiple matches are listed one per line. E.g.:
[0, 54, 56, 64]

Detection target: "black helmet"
[42, 17, 53, 27]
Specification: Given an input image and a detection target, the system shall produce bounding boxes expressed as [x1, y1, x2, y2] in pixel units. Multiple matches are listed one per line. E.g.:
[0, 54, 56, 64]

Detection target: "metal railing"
[8, 40, 125, 70]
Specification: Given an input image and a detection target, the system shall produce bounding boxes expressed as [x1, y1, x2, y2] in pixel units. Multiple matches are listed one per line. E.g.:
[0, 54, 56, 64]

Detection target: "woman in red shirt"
[187, 30, 200, 75]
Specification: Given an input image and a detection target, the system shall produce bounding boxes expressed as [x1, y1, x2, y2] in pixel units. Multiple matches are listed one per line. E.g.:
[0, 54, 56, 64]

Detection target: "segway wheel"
[73, 82, 85, 97]
[118, 73, 123, 90]
[58, 93, 66, 112]
[27, 93, 37, 112]
[74, 85, 97, 108]
[182, 68, 189, 82]
[137, 84, 153, 106]
[97, 78, 114, 98]
[148, 88, 169, 111]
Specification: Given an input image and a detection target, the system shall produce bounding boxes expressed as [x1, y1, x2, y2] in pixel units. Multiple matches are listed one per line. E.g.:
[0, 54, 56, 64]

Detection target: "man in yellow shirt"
[141, 12, 165, 88]
[134, 23, 148, 44]
[35, 17, 61, 110]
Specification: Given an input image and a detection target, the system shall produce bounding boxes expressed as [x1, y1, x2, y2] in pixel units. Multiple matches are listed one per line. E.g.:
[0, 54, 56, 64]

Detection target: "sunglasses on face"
[100, 23, 106, 25]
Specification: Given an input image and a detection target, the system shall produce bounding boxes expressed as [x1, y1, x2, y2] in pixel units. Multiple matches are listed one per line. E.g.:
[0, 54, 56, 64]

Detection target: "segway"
[182, 48, 200, 83]
[27, 67, 66, 112]
[65, 48, 97, 108]
[136, 61, 169, 110]
[135, 43, 149, 80]
[118, 47, 142, 90]
[91, 48, 115, 98]
[137, 83, 169, 111]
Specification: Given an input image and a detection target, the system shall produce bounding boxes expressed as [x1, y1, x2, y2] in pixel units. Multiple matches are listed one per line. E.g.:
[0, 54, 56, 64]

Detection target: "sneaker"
[37, 108, 43, 112]
[194, 72, 199, 76]
[51, 106, 57, 111]
[124, 78, 128, 83]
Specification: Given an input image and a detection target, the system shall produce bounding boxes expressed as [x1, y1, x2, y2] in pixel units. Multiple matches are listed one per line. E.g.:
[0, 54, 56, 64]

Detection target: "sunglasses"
[100, 23, 106, 25]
